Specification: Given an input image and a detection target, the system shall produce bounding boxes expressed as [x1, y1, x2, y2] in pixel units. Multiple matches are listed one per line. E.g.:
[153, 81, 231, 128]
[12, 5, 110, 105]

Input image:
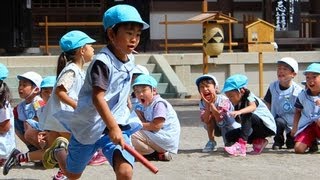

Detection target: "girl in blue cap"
[0, 64, 15, 166]
[291, 63, 320, 153]
[2, 31, 97, 179]
[222, 74, 276, 156]
[131, 74, 181, 161]
[42, 4, 149, 179]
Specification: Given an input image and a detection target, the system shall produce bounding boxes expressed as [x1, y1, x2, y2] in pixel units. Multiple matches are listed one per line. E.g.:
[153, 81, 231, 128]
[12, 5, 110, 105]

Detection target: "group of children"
[1, 3, 320, 180]
[197, 57, 320, 157]
[0, 4, 180, 180]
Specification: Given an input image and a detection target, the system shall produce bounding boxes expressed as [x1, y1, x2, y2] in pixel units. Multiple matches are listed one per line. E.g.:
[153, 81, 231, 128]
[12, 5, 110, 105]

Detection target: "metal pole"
[165, 15, 168, 54]
[202, 0, 208, 74]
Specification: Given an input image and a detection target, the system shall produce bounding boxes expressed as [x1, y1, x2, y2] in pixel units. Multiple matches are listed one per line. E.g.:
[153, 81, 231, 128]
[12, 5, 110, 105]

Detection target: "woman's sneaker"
[202, 140, 217, 153]
[53, 168, 67, 180]
[158, 152, 172, 161]
[224, 138, 247, 157]
[3, 148, 21, 175]
[251, 138, 268, 155]
[43, 137, 69, 169]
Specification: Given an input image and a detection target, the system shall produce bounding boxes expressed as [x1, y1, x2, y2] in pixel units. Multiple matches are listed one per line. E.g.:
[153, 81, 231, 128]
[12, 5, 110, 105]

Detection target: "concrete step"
[157, 82, 168, 94]
[150, 73, 162, 82]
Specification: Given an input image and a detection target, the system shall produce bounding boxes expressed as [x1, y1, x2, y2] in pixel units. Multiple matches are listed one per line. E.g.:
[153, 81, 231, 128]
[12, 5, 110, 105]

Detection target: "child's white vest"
[142, 95, 181, 154]
[39, 63, 85, 132]
[269, 81, 302, 128]
[55, 47, 141, 144]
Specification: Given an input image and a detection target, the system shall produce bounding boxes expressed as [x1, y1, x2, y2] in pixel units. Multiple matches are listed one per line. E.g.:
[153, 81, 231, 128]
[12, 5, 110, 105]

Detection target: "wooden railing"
[38, 16, 103, 55]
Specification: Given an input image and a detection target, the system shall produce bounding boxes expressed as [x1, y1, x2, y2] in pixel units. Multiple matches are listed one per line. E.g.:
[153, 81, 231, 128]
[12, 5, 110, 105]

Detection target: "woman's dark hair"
[0, 80, 11, 108]
[105, 22, 144, 43]
[56, 50, 77, 77]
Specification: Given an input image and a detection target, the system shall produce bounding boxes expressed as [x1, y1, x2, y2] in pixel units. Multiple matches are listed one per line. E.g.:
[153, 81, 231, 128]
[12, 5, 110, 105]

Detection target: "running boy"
[222, 74, 276, 156]
[291, 63, 320, 153]
[195, 74, 241, 152]
[264, 57, 302, 150]
[131, 74, 181, 161]
[42, 4, 149, 179]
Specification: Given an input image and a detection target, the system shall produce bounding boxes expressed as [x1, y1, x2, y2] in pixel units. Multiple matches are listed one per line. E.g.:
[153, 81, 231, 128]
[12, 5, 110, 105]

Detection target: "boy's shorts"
[25, 119, 41, 131]
[66, 133, 134, 174]
[295, 123, 320, 147]
[14, 119, 25, 135]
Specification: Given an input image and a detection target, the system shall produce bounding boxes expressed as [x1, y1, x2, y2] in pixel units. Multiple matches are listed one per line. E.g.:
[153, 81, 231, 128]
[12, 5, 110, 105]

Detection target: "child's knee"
[294, 142, 308, 153]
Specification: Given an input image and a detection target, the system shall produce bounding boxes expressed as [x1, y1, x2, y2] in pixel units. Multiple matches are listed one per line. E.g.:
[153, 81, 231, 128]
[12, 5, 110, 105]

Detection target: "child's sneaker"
[53, 168, 67, 180]
[3, 148, 21, 175]
[43, 137, 69, 169]
[251, 138, 268, 155]
[202, 140, 217, 153]
[88, 150, 107, 166]
[158, 151, 172, 161]
[224, 138, 246, 156]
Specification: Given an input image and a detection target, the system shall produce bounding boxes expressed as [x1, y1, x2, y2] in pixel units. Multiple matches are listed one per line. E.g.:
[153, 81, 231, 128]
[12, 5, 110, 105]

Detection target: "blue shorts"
[66, 133, 134, 174]
[14, 119, 25, 135]
[25, 119, 41, 131]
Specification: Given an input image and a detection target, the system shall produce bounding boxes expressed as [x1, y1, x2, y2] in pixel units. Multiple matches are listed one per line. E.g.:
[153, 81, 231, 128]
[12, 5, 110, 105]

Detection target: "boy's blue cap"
[103, 4, 149, 31]
[303, 63, 320, 75]
[41, 76, 56, 88]
[59, 30, 96, 52]
[195, 74, 219, 88]
[132, 74, 157, 88]
[0, 63, 9, 80]
[222, 74, 248, 93]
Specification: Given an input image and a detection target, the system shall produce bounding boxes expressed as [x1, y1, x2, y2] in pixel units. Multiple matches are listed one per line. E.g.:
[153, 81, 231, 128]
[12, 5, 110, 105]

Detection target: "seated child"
[0, 64, 15, 166]
[195, 74, 241, 152]
[130, 64, 149, 111]
[131, 74, 181, 161]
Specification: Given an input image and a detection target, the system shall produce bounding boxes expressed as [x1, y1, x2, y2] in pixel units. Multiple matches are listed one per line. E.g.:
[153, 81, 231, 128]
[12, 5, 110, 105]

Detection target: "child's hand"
[316, 99, 320, 106]
[200, 91, 215, 104]
[38, 131, 47, 149]
[108, 126, 125, 149]
[229, 110, 241, 118]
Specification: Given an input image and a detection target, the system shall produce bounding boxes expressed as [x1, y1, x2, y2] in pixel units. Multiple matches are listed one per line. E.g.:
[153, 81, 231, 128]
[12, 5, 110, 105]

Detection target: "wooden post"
[202, 0, 208, 74]
[258, 52, 264, 97]
[164, 15, 168, 54]
[228, 13, 233, 52]
[45, 16, 49, 55]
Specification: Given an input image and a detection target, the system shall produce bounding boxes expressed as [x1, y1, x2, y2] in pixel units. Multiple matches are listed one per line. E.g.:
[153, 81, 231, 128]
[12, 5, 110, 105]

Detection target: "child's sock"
[18, 152, 30, 163]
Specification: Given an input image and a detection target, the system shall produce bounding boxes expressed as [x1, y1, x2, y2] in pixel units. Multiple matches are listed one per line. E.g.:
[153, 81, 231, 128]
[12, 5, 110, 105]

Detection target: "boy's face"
[133, 85, 155, 106]
[225, 90, 241, 105]
[40, 87, 53, 102]
[305, 72, 320, 95]
[198, 80, 216, 102]
[18, 79, 38, 99]
[277, 64, 296, 84]
[108, 24, 142, 59]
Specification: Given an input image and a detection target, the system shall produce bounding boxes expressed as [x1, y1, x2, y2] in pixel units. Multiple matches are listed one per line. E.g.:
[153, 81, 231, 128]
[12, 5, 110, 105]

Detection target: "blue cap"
[103, 4, 149, 30]
[222, 74, 248, 93]
[0, 63, 8, 80]
[59, 30, 96, 52]
[132, 74, 157, 88]
[303, 63, 320, 75]
[41, 76, 56, 88]
[195, 74, 219, 88]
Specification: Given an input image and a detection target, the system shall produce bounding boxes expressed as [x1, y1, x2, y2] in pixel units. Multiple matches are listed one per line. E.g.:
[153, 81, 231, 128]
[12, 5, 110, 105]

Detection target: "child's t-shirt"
[0, 102, 15, 159]
[16, 95, 45, 121]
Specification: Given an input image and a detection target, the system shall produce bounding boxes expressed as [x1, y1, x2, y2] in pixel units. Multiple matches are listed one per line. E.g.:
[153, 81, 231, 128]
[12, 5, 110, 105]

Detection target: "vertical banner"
[274, 0, 300, 31]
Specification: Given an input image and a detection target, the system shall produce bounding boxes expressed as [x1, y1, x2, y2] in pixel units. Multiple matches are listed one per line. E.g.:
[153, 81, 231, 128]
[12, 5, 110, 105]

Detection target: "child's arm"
[56, 85, 77, 109]
[0, 119, 10, 134]
[291, 108, 302, 137]
[92, 86, 125, 148]
[142, 117, 165, 132]
[230, 101, 257, 118]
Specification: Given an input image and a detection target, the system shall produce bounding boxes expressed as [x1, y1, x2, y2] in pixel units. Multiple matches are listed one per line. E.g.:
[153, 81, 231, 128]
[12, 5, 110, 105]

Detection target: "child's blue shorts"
[66, 133, 134, 174]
